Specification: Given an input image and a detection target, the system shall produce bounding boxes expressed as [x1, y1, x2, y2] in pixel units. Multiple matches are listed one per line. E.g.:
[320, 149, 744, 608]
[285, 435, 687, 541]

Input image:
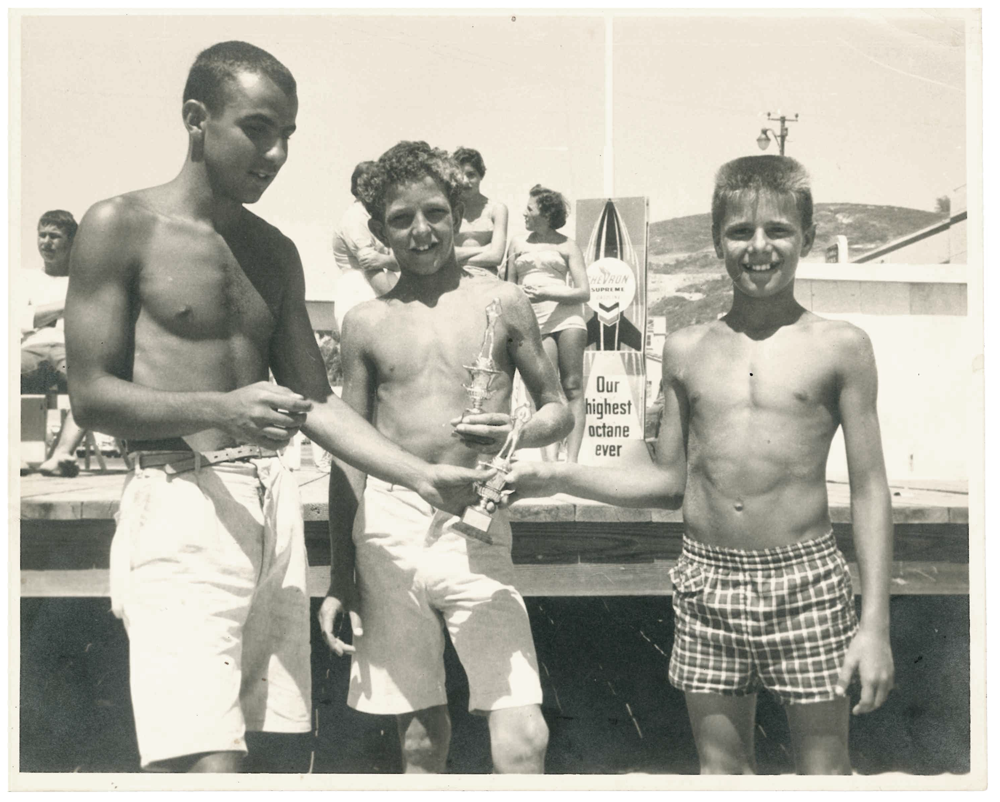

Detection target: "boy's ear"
[800, 224, 817, 257]
[368, 217, 389, 248]
[712, 229, 724, 259]
[451, 200, 465, 234]
[182, 99, 208, 136]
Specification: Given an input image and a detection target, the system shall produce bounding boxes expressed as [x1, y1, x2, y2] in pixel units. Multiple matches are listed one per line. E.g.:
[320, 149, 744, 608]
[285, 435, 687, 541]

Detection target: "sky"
[13, 10, 971, 299]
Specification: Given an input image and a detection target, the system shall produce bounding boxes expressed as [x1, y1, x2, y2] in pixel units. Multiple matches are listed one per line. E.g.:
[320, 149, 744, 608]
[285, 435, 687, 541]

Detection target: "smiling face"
[37, 223, 72, 271]
[714, 190, 815, 299]
[370, 175, 462, 277]
[200, 70, 298, 205]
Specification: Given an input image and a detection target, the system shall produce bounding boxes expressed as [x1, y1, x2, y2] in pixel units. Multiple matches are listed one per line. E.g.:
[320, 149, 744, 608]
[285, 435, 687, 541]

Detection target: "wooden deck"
[18, 465, 970, 597]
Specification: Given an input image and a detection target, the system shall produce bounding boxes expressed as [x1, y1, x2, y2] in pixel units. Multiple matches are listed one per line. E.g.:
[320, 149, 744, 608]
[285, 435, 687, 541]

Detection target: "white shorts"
[348, 477, 542, 716]
[109, 457, 311, 768]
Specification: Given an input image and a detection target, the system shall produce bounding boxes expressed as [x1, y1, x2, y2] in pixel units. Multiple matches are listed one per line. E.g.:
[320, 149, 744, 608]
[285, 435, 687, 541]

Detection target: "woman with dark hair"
[506, 185, 590, 462]
[332, 160, 398, 333]
[452, 147, 508, 276]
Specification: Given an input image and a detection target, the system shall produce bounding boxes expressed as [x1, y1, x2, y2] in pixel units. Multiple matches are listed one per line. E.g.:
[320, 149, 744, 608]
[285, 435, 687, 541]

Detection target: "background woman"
[506, 185, 590, 462]
[332, 160, 398, 333]
[452, 147, 508, 276]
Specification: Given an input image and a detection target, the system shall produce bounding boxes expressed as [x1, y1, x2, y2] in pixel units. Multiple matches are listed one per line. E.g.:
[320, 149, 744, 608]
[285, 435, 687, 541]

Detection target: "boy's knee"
[491, 709, 549, 770]
[561, 375, 584, 400]
[398, 709, 450, 771]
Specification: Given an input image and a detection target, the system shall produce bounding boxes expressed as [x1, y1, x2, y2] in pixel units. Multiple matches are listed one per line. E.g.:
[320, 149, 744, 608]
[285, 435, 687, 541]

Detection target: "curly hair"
[711, 155, 813, 242]
[183, 41, 296, 115]
[529, 184, 569, 230]
[359, 141, 465, 224]
[38, 209, 78, 241]
[452, 146, 486, 178]
[350, 160, 377, 199]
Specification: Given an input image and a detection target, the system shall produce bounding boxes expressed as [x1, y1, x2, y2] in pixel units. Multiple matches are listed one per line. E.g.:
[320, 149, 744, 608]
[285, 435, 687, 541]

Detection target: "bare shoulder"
[806, 315, 877, 370]
[341, 295, 390, 347]
[72, 194, 160, 280]
[78, 192, 157, 240]
[558, 234, 582, 256]
[240, 209, 300, 263]
[490, 275, 535, 317]
[662, 322, 714, 373]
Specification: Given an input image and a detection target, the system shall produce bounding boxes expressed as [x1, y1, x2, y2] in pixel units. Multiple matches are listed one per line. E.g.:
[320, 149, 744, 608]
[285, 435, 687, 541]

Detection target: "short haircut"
[351, 161, 377, 199]
[711, 155, 813, 240]
[183, 40, 296, 115]
[453, 146, 486, 178]
[38, 209, 78, 241]
[359, 141, 465, 224]
[529, 184, 569, 230]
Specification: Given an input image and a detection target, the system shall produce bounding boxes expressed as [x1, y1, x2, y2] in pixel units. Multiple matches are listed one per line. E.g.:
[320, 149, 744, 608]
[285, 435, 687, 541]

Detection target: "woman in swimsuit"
[506, 185, 590, 462]
[452, 147, 508, 276]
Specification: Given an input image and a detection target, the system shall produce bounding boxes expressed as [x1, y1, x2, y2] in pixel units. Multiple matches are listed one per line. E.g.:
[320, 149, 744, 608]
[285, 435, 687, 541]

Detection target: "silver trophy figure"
[455, 405, 531, 543]
[462, 298, 503, 414]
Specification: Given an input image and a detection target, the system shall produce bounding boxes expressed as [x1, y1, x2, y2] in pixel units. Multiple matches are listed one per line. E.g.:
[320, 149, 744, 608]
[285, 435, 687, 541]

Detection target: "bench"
[18, 467, 969, 598]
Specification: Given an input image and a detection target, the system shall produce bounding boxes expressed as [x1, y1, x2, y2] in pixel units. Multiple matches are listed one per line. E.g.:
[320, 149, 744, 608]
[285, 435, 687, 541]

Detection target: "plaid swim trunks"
[668, 531, 858, 705]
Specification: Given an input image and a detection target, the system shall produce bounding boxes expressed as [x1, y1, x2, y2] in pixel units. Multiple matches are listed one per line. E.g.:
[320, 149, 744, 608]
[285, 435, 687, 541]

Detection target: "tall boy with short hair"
[318, 141, 573, 774]
[509, 155, 894, 774]
[65, 43, 486, 773]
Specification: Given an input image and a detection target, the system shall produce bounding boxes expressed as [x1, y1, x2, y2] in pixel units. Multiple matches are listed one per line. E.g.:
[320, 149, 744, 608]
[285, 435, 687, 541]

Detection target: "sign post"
[576, 196, 651, 467]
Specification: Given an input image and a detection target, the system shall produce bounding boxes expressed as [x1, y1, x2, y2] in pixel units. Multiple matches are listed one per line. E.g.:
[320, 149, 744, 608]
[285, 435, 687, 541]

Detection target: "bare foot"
[38, 457, 80, 478]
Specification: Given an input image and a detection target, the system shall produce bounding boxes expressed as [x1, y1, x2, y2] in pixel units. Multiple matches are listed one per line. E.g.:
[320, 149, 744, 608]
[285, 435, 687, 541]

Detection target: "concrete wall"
[795, 264, 970, 482]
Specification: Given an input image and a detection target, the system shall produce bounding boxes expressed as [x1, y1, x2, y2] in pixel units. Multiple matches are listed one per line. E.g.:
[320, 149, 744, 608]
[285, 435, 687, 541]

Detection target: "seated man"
[319, 141, 573, 773]
[19, 209, 87, 476]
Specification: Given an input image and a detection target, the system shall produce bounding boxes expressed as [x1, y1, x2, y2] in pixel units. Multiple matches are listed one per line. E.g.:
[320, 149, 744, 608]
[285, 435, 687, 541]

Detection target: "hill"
[648, 203, 946, 273]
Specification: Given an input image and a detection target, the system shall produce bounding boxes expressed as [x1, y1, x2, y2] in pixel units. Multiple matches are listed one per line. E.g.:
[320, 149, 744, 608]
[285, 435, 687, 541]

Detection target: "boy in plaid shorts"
[509, 155, 894, 774]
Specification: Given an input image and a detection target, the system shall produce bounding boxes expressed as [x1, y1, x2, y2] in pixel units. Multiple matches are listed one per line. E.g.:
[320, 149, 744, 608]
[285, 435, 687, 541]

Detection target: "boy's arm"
[450, 285, 571, 453]
[833, 325, 894, 714]
[65, 200, 313, 444]
[507, 331, 689, 509]
[464, 203, 509, 270]
[270, 243, 490, 513]
[317, 311, 373, 657]
[504, 286, 574, 449]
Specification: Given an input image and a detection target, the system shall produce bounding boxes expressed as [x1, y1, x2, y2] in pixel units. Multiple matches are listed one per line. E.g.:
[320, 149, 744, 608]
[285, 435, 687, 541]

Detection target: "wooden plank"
[19, 560, 969, 598]
[19, 472, 969, 525]
[20, 519, 970, 571]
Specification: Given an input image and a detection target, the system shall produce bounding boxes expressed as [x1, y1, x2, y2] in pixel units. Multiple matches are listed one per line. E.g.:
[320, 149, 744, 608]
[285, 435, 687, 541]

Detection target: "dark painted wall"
[19, 596, 969, 775]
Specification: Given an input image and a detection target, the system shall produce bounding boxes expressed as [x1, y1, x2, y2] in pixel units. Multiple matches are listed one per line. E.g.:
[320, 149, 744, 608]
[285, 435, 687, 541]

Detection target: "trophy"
[463, 298, 503, 414]
[454, 405, 531, 543]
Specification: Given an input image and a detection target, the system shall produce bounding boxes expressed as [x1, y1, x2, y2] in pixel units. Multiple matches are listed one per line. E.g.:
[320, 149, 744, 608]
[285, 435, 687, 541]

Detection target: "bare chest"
[136, 225, 279, 342]
[685, 333, 839, 424]
[372, 293, 512, 387]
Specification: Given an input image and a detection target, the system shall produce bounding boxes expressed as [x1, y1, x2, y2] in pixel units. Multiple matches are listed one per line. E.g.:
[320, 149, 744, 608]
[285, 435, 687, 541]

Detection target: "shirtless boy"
[509, 155, 894, 774]
[318, 141, 573, 773]
[64, 42, 486, 773]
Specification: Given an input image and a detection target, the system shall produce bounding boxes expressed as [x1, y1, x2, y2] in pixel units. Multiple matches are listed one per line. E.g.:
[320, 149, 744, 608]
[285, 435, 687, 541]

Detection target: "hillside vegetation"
[648, 203, 946, 274]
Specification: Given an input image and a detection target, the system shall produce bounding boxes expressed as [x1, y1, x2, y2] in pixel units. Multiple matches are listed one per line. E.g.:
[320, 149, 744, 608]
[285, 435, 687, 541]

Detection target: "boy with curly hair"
[319, 141, 573, 773]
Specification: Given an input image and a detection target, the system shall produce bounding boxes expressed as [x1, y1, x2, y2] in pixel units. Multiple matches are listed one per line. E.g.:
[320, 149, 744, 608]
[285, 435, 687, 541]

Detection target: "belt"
[128, 445, 279, 476]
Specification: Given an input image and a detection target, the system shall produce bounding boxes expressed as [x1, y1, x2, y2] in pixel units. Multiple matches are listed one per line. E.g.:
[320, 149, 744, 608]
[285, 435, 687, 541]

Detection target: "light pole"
[756, 112, 799, 156]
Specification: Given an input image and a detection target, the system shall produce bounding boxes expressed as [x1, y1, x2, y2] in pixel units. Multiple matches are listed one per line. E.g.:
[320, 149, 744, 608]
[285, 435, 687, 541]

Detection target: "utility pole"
[757, 112, 799, 156]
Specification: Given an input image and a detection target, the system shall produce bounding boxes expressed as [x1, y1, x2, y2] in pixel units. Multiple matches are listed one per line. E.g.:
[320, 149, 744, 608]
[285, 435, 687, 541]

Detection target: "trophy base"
[453, 507, 496, 544]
